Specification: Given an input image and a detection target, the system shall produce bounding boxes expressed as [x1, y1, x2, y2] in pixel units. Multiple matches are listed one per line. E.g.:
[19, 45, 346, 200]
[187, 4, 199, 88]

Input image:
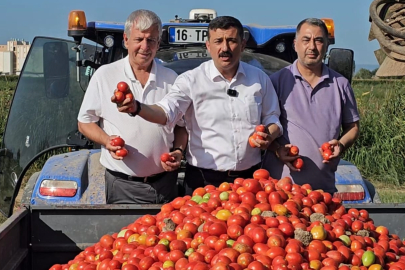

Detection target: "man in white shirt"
[77, 10, 188, 203]
[115, 16, 282, 194]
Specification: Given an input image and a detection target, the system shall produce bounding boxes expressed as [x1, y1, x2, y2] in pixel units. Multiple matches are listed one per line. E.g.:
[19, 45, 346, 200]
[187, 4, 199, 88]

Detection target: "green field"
[0, 77, 404, 225]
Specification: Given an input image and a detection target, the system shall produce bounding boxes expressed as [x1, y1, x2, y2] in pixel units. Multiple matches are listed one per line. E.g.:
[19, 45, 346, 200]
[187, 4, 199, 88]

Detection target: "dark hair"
[208, 16, 244, 40]
[296, 18, 329, 40]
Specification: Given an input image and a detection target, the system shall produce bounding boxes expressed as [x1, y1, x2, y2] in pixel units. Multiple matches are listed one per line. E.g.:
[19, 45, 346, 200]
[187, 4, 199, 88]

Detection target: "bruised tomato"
[117, 81, 129, 92]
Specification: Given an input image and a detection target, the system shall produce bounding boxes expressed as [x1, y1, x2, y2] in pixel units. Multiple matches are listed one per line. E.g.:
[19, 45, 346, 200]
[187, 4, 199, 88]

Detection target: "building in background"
[0, 39, 31, 75]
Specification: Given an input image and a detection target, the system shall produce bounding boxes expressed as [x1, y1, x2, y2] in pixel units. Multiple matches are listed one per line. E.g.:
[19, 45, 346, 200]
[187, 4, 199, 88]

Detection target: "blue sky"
[0, 0, 379, 65]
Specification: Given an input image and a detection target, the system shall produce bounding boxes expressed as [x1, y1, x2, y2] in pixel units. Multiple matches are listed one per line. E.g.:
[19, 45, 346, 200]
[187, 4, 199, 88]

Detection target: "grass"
[344, 79, 405, 197]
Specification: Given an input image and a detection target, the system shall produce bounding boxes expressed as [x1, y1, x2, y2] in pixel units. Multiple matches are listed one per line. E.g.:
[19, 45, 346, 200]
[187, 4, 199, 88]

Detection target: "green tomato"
[202, 193, 211, 200]
[185, 248, 194, 257]
[362, 250, 376, 267]
[191, 195, 202, 203]
[251, 207, 262, 216]
[158, 238, 170, 247]
[219, 191, 229, 201]
[226, 239, 235, 247]
[338, 235, 351, 246]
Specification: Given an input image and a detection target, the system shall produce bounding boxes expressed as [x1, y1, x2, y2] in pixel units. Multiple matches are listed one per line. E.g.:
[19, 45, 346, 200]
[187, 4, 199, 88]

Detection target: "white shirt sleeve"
[261, 75, 283, 135]
[156, 74, 193, 130]
[77, 71, 102, 123]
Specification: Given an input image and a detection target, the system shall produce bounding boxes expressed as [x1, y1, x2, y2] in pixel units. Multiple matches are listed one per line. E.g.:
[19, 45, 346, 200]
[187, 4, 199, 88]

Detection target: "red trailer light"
[334, 184, 365, 201]
[39, 180, 78, 197]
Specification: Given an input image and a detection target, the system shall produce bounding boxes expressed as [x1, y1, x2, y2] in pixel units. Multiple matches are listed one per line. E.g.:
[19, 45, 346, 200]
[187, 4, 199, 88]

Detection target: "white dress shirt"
[78, 56, 181, 177]
[157, 60, 282, 171]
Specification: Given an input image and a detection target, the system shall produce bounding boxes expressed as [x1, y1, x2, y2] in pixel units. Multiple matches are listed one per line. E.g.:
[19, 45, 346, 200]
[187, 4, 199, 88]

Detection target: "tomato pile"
[49, 169, 405, 270]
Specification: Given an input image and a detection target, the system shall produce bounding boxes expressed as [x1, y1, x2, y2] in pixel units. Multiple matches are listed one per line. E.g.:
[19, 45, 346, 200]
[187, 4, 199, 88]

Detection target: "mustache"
[219, 51, 232, 57]
[306, 50, 319, 55]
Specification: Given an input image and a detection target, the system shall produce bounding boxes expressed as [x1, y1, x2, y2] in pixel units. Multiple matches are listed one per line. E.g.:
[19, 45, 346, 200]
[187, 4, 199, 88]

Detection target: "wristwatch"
[128, 100, 141, 117]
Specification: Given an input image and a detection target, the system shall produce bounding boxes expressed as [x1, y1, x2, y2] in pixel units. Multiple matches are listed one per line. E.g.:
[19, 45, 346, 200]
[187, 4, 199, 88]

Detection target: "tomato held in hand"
[252, 132, 264, 141]
[125, 93, 134, 101]
[114, 91, 125, 103]
[289, 145, 299, 156]
[322, 149, 333, 161]
[249, 136, 257, 148]
[321, 142, 332, 151]
[255, 125, 266, 133]
[161, 153, 174, 162]
[292, 158, 304, 169]
[117, 81, 129, 93]
[111, 137, 125, 147]
[116, 148, 128, 157]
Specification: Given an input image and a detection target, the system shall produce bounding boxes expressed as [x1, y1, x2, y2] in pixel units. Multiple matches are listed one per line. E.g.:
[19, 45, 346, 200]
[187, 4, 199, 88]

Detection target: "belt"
[106, 169, 166, 183]
[193, 164, 259, 178]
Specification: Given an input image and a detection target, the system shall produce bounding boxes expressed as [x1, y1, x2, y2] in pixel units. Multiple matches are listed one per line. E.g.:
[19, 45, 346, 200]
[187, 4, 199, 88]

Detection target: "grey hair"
[124, 10, 162, 40]
[295, 18, 329, 40]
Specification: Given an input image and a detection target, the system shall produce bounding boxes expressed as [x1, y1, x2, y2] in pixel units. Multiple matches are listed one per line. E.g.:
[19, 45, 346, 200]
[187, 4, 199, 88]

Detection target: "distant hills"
[355, 64, 379, 73]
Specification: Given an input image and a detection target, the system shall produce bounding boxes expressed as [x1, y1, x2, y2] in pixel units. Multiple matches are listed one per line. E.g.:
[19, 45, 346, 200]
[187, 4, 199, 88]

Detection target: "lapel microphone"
[227, 89, 238, 97]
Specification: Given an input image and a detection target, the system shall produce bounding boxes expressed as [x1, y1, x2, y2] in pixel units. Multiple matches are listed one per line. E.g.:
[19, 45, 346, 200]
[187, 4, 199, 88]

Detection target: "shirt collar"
[124, 55, 157, 83]
[208, 59, 246, 82]
[292, 59, 330, 81]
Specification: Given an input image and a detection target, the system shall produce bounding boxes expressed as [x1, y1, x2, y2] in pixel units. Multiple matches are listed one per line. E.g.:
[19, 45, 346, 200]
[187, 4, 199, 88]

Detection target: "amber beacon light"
[321, 18, 335, 45]
[68, 10, 87, 44]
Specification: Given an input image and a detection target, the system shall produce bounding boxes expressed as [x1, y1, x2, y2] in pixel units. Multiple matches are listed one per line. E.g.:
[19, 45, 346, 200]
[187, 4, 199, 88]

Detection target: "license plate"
[176, 50, 210, 60]
[168, 27, 208, 44]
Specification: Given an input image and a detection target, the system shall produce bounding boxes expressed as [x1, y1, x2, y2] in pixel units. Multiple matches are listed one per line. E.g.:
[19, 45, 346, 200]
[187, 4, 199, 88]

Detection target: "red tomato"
[292, 158, 304, 169]
[117, 81, 129, 92]
[161, 153, 174, 162]
[114, 91, 125, 103]
[289, 146, 299, 156]
[252, 132, 264, 140]
[121, 264, 138, 270]
[116, 148, 128, 157]
[321, 142, 331, 151]
[255, 125, 266, 133]
[249, 136, 257, 148]
[49, 265, 62, 270]
[322, 149, 333, 161]
[126, 93, 134, 101]
[253, 169, 270, 180]
[110, 137, 125, 147]
[99, 235, 114, 249]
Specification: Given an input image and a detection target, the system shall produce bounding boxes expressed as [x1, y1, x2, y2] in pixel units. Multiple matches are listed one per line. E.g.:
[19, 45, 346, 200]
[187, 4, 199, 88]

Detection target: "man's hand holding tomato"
[274, 143, 302, 172]
[249, 124, 278, 150]
[106, 135, 127, 160]
[319, 139, 344, 164]
[160, 150, 182, 172]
